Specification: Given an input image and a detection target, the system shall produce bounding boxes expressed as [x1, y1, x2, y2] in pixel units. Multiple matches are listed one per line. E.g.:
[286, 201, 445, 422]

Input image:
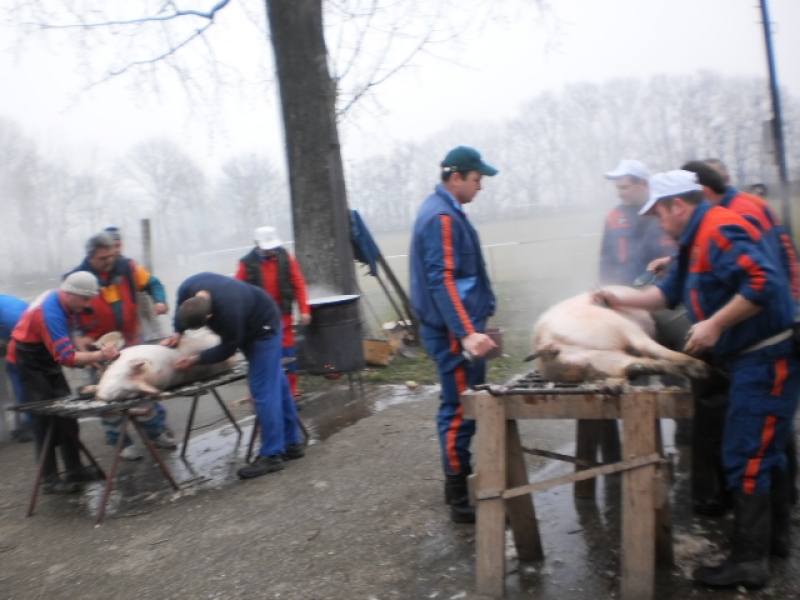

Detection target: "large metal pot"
[300, 294, 365, 375]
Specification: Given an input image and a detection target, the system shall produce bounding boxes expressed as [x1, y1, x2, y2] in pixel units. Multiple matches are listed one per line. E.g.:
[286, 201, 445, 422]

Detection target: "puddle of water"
[78, 384, 432, 519]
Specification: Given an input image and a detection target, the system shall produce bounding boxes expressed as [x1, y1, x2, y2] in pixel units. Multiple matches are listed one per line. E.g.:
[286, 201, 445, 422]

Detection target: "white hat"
[604, 159, 650, 181]
[254, 226, 282, 251]
[639, 170, 703, 215]
[60, 271, 100, 297]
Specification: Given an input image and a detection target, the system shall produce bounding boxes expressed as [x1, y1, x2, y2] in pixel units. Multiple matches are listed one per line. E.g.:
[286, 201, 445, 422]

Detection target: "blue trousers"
[724, 339, 800, 494]
[421, 324, 486, 476]
[245, 332, 301, 457]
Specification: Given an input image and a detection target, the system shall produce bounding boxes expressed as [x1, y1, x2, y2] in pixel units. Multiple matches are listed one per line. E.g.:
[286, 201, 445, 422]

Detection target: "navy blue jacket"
[410, 184, 495, 339]
[657, 202, 794, 358]
[174, 273, 281, 365]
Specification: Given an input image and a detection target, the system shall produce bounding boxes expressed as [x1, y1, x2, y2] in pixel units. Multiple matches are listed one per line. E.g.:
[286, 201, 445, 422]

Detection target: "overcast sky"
[0, 0, 798, 172]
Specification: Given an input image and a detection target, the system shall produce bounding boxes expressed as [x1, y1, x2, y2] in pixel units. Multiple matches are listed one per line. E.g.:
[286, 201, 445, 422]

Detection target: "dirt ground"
[1, 382, 800, 600]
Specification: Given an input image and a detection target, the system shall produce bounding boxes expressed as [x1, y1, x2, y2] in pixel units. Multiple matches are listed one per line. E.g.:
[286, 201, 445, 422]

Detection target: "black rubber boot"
[444, 466, 471, 505]
[690, 376, 730, 516]
[693, 492, 770, 589]
[445, 472, 475, 524]
[771, 467, 792, 558]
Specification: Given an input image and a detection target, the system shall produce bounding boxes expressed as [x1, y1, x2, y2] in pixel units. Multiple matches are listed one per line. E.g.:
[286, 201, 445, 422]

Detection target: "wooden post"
[620, 392, 658, 600]
[474, 394, 507, 598]
[141, 218, 153, 273]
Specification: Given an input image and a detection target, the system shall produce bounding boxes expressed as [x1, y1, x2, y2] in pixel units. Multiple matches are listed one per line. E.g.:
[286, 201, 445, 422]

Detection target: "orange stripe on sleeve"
[736, 254, 766, 292]
[689, 289, 706, 321]
[440, 215, 475, 336]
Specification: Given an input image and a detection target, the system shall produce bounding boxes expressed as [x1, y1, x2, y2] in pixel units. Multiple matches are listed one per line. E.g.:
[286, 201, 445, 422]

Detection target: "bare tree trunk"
[266, 0, 357, 296]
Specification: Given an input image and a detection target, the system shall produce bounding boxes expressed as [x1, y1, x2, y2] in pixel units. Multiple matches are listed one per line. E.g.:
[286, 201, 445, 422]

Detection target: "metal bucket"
[301, 294, 365, 375]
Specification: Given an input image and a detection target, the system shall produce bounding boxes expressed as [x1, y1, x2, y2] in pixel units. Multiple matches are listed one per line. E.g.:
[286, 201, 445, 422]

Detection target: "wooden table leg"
[474, 394, 507, 598]
[27, 420, 54, 517]
[575, 420, 599, 498]
[180, 395, 201, 459]
[131, 416, 180, 491]
[506, 420, 543, 561]
[620, 392, 658, 600]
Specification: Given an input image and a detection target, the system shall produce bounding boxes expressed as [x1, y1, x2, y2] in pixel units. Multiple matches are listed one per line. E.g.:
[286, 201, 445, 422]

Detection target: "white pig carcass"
[95, 329, 235, 402]
[529, 286, 708, 382]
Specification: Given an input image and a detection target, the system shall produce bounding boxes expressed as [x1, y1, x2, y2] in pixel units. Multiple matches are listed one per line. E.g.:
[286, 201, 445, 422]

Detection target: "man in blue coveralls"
[163, 272, 303, 480]
[594, 170, 800, 590]
[410, 146, 498, 523]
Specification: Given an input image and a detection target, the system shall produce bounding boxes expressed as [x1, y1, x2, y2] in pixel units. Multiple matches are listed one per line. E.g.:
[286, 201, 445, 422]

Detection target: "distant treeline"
[0, 72, 798, 289]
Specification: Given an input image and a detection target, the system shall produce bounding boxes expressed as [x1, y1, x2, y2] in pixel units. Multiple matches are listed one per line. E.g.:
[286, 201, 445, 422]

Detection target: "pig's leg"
[537, 346, 698, 383]
[622, 331, 709, 379]
[134, 381, 162, 396]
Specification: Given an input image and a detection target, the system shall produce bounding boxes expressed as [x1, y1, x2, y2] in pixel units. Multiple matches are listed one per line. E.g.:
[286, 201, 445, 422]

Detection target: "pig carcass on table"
[95, 329, 235, 402]
[529, 286, 708, 383]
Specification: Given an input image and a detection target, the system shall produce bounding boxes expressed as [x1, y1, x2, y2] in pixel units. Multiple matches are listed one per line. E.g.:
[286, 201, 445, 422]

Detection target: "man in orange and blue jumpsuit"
[235, 226, 311, 399]
[594, 170, 800, 590]
[682, 160, 800, 524]
[410, 146, 499, 524]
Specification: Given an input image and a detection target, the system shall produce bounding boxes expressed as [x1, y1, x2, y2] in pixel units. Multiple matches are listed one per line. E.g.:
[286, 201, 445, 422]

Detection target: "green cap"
[441, 146, 498, 176]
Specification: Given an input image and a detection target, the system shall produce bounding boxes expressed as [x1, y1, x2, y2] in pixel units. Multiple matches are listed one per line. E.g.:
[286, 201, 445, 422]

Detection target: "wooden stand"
[461, 388, 692, 600]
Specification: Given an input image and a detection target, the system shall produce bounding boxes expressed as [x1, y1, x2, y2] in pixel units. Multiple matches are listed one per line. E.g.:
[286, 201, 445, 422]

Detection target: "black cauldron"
[300, 294, 365, 375]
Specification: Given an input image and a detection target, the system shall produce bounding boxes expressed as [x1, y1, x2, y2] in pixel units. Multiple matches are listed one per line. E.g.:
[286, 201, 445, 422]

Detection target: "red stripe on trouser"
[772, 359, 788, 396]
[445, 365, 469, 474]
[743, 415, 777, 494]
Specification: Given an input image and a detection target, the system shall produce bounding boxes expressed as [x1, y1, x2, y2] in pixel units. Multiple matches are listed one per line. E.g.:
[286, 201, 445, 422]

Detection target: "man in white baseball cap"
[591, 159, 676, 468]
[235, 226, 311, 399]
[595, 169, 799, 590]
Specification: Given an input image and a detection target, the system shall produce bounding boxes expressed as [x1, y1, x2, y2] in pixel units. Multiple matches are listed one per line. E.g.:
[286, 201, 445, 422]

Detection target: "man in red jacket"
[235, 226, 311, 399]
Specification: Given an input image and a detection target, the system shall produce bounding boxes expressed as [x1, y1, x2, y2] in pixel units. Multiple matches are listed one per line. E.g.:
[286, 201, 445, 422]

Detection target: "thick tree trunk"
[265, 0, 357, 296]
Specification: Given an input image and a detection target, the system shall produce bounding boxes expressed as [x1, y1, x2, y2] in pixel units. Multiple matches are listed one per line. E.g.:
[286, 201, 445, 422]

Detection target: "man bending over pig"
[594, 170, 800, 590]
[164, 272, 304, 480]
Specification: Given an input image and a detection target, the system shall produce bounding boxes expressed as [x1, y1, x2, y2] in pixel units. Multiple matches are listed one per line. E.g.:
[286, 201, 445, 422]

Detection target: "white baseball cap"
[254, 226, 282, 251]
[60, 271, 100, 297]
[604, 159, 650, 181]
[639, 170, 703, 215]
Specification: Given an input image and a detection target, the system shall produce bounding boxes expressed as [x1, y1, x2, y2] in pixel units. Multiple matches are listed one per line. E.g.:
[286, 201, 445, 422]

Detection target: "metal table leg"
[27, 420, 54, 517]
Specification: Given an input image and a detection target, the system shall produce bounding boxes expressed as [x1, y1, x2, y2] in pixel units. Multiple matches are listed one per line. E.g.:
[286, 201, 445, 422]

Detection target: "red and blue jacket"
[410, 184, 496, 339]
[719, 186, 800, 302]
[599, 204, 675, 285]
[66, 256, 166, 345]
[657, 201, 795, 358]
[8, 290, 81, 367]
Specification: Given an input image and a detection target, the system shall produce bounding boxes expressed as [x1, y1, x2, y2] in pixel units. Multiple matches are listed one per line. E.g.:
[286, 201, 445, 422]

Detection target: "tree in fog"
[217, 153, 290, 242]
[118, 137, 210, 254]
[9, 0, 547, 293]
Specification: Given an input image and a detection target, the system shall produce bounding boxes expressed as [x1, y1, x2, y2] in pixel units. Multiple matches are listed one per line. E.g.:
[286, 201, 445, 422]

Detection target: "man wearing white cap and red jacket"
[235, 226, 311, 399]
[9, 272, 119, 494]
[593, 170, 800, 590]
[410, 146, 499, 524]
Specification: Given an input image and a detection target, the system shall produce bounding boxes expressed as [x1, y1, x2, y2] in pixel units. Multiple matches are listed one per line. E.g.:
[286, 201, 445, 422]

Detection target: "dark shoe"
[284, 442, 306, 460]
[42, 477, 80, 495]
[445, 472, 475, 524]
[65, 466, 105, 483]
[237, 455, 284, 479]
[693, 559, 768, 589]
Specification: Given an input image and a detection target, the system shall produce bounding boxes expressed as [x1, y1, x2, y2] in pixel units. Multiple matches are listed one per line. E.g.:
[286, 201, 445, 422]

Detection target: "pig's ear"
[130, 359, 152, 375]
